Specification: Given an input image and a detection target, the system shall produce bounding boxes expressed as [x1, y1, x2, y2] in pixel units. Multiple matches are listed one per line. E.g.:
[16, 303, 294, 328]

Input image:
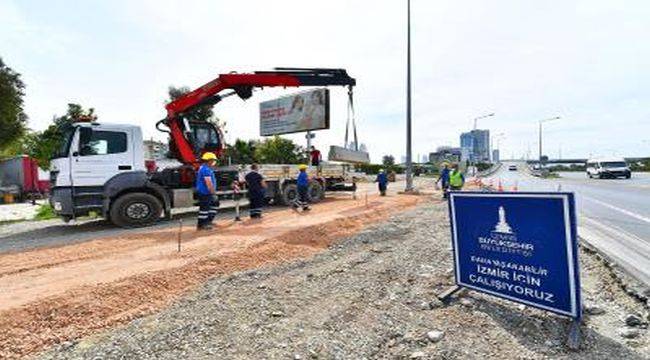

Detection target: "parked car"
[508, 165, 517, 171]
[585, 158, 631, 179]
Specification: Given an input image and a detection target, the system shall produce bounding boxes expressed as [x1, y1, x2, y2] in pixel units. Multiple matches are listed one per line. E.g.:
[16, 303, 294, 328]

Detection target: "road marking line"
[581, 195, 650, 225]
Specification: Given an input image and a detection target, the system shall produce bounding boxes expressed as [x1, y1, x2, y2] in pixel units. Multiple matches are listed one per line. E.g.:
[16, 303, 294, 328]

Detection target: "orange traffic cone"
[497, 179, 504, 192]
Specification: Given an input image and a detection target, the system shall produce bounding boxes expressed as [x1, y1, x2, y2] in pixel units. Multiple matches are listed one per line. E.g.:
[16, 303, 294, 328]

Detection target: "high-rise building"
[459, 129, 490, 163]
[460, 132, 474, 162]
[492, 149, 500, 162]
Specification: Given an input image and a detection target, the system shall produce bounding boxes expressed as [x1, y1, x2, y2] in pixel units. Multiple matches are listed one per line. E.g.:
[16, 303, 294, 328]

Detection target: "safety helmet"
[298, 164, 308, 170]
[379, 169, 384, 173]
[201, 152, 217, 161]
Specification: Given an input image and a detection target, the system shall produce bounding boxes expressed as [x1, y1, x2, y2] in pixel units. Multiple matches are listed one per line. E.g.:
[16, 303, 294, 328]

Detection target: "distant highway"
[484, 162, 650, 286]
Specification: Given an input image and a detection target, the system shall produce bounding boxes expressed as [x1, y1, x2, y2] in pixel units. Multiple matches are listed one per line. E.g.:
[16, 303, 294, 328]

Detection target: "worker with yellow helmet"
[196, 152, 219, 230]
[293, 164, 311, 211]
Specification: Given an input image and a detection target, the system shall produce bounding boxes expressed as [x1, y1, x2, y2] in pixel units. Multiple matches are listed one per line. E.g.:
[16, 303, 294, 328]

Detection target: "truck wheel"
[110, 192, 162, 228]
[308, 181, 324, 203]
[280, 184, 299, 206]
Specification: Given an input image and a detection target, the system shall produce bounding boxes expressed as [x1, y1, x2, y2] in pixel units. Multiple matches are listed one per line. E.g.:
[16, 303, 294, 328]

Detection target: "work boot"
[303, 206, 311, 211]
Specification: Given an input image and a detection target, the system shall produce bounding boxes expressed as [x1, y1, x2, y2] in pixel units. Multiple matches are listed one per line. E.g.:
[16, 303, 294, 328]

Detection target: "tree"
[167, 86, 213, 122]
[225, 138, 258, 164]
[0, 57, 28, 150]
[27, 104, 95, 168]
[254, 136, 304, 164]
[382, 155, 395, 166]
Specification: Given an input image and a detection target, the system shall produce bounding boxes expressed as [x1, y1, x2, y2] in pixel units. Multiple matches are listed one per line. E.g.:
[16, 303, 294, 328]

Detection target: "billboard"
[259, 88, 330, 136]
[448, 192, 581, 318]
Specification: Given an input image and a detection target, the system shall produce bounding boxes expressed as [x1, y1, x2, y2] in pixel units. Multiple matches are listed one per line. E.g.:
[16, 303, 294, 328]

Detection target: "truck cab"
[50, 122, 171, 226]
[586, 158, 631, 179]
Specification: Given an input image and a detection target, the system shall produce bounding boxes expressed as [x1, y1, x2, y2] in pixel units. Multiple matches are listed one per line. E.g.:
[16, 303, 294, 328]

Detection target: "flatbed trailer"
[237, 163, 356, 205]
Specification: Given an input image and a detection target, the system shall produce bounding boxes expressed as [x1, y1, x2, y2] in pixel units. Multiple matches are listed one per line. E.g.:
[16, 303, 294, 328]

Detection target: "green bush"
[354, 163, 404, 175]
[34, 204, 57, 220]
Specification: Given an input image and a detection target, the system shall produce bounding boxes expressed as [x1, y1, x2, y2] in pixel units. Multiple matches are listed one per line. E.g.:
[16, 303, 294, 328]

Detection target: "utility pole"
[405, 0, 414, 192]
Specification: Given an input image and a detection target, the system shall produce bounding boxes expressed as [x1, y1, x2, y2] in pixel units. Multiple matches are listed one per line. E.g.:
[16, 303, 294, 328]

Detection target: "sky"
[1, 0, 649, 162]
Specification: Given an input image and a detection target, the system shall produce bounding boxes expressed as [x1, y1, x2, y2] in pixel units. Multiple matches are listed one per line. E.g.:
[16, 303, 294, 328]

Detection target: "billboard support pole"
[306, 131, 312, 167]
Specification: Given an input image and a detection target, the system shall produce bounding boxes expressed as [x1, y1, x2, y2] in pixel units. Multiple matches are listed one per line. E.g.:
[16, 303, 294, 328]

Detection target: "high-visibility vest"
[449, 171, 463, 187]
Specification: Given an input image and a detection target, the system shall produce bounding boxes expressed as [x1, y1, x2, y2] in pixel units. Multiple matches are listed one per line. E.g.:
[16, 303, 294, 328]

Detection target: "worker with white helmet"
[196, 152, 219, 230]
[293, 164, 311, 211]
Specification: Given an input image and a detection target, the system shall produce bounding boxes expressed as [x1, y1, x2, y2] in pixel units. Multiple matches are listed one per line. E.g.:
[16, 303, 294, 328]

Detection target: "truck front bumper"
[49, 187, 74, 216]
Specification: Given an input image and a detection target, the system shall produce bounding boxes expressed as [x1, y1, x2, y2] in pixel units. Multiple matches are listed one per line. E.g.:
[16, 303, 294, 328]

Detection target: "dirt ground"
[37, 197, 649, 359]
[1, 179, 648, 359]
[0, 183, 423, 359]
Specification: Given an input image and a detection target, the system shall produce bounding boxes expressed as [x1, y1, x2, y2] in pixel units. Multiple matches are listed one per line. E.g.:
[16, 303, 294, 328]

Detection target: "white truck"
[49, 68, 360, 227]
[49, 122, 356, 227]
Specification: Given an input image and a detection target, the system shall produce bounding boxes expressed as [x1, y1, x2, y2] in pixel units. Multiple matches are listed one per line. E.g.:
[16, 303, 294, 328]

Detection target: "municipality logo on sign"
[477, 206, 535, 257]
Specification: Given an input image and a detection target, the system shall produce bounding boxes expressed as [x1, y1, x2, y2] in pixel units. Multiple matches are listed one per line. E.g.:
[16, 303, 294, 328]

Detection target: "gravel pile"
[40, 200, 649, 359]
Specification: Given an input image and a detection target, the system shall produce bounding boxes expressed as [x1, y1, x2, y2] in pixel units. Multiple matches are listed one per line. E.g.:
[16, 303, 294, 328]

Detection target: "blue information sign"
[448, 192, 581, 318]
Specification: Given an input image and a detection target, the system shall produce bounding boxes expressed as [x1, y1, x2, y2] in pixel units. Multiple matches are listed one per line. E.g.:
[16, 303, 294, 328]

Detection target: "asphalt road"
[0, 181, 396, 254]
[485, 161, 650, 286]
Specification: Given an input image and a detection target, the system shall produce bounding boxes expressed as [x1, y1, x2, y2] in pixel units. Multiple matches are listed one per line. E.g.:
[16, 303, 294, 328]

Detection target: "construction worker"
[375, 169, 388, 196]
[293, 164, 311, 211]
[309, 146, 321, 167]
[196, 152, 219, 230]
[245, 164, 267, 218]
[436, 162, 451, 198]
[448, 163, 465, 193]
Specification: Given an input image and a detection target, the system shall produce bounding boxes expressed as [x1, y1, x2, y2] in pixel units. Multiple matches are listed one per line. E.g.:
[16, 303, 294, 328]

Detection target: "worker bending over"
[375, 169, 388, 196]
[293, 164, 311, 211]
[196, 152, 219, 230]
[245, 164, 267, 218]
[448, 163, 465, 192]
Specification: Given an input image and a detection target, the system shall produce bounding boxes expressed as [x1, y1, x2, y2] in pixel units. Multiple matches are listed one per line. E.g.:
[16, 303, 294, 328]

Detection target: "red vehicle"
[0, 155, 49, 202]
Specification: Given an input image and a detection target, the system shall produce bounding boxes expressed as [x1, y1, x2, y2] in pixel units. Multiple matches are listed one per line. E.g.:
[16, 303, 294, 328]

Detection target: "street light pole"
[538, 116, 560, 166]
[405, 0, 413, 191]
[468, 113, 495, 175]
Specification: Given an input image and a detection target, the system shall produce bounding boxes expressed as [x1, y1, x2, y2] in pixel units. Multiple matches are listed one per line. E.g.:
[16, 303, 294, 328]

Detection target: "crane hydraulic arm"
[158, 68, 356, 166]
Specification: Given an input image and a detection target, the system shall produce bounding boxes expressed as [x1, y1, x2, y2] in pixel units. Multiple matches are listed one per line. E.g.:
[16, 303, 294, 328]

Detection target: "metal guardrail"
[475, 162, 502, 178]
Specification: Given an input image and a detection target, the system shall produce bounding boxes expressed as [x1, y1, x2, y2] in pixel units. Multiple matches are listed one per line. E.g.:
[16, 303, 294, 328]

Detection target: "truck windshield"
[601, 162, 627, 168]
[51, 126, 76, 159]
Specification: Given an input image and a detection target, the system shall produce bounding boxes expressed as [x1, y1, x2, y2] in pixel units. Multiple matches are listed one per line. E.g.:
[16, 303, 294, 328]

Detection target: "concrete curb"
[579, 236, 650, 310]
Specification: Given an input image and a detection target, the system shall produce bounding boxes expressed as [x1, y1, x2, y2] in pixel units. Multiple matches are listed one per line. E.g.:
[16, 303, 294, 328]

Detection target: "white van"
[585, 158, 631, 179]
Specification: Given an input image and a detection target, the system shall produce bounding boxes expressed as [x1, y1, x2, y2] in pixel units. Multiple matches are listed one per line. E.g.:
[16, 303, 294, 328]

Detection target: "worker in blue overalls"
[245, 163, 267, 218]
[375, 169, 388, 196]
[436, 162, 451, 199]
[293, 164, 311, 211]
[196, 152, 219, 230]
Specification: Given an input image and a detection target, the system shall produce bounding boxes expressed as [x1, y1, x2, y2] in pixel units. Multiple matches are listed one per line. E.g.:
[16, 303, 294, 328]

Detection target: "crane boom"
[159, 68, 356, 166]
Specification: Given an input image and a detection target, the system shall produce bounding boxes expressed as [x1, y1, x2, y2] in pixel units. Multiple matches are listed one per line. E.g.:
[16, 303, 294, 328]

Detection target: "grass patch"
[34, 204, 57, 220]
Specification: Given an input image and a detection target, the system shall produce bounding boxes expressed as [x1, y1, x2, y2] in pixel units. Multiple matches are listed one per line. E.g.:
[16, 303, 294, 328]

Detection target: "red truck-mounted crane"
[157, 68, 356, 166]
[49, 68, 357, 227]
